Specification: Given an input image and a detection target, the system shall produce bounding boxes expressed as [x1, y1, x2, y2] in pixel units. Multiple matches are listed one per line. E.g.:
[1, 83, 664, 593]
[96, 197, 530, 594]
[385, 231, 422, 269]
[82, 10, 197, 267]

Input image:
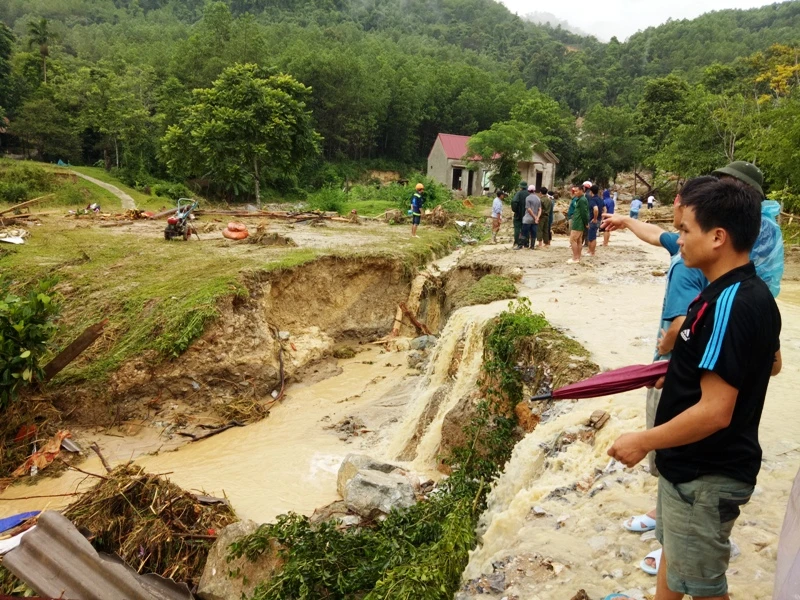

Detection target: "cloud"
[501, 0, 778, 41]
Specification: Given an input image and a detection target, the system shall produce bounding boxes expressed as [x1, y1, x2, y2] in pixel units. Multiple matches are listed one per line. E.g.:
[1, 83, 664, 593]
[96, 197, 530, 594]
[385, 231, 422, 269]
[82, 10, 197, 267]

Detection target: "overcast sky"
[500, 0, 781, 41]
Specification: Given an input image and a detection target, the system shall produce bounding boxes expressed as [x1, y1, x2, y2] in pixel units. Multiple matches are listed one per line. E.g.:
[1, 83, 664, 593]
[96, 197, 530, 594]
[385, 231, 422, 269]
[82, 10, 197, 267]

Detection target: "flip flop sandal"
[623, 514, 656, 532]
[603, 595, 634, 599]
[640, 548, 662, 576]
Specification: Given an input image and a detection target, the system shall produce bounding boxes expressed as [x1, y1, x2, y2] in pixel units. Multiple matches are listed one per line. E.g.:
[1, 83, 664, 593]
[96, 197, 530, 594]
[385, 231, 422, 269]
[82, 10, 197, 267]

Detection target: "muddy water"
[461, 233, 800, 599]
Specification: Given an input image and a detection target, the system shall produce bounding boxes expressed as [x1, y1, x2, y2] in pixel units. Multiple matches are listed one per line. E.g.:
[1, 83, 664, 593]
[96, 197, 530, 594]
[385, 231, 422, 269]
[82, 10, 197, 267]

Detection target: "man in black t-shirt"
[608, 179, 782, 600]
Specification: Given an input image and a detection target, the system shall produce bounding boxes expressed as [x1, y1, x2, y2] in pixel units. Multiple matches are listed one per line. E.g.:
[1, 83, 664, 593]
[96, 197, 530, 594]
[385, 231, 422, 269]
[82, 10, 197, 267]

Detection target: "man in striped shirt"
[608, 178, 781, 600]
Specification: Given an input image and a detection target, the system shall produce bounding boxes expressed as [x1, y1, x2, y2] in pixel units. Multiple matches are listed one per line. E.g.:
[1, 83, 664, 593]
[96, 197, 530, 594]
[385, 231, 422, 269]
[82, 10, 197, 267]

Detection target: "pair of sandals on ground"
[601, 513, 661, 600]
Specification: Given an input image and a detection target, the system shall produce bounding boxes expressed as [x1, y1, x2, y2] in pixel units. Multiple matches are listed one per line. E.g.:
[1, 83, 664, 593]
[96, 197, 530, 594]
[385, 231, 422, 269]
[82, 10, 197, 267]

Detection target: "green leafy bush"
[307, 186, 347, 213]
[0, 163, 56, 195]
[152, 182, 193, 201]
[0, 182, 29, 203]
[0, 279, 59, 408]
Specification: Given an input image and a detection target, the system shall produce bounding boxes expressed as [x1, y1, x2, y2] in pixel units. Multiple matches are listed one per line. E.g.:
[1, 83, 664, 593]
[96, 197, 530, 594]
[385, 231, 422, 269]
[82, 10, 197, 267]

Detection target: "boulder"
[197, 520, 283, 600]
[410, 335, 438, 350]
[407, 350, 426, 369]
[336, 453, 397, 497]
[343, 470, 416, 519]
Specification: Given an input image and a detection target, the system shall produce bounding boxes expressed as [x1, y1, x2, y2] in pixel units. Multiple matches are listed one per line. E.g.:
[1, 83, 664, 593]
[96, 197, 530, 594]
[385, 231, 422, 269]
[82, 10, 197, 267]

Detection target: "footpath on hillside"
[71, 170, 137, 210]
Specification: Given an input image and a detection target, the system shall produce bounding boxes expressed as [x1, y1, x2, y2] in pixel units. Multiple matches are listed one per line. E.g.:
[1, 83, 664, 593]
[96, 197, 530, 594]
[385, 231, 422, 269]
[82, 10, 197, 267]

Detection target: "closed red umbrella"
[530, 360, 669, 401]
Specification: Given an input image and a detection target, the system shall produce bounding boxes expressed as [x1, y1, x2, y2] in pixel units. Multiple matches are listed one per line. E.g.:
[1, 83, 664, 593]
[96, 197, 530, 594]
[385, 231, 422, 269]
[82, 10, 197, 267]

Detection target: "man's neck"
[703, 252, 751, 283]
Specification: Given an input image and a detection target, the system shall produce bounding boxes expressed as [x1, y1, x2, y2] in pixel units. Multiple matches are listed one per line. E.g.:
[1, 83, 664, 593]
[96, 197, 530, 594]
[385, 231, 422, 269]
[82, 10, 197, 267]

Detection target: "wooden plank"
[42, 320, 108, 381]
[0, 194, 55, 216]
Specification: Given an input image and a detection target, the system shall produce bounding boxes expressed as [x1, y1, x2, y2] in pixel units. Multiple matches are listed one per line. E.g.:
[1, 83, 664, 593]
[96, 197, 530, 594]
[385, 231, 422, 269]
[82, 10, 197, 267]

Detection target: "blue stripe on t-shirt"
[699, 282, 741, 370]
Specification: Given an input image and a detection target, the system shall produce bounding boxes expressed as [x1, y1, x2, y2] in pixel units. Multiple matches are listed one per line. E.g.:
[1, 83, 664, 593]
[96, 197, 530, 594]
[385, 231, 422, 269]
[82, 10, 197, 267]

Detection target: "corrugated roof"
[437, 133, 471, 160]
[4, 511, 192, 600]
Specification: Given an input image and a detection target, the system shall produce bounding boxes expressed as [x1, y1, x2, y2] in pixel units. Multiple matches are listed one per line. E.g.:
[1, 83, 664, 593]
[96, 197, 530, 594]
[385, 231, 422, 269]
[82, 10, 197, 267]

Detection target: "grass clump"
[452, 274, 518, 309]
[228, 299, 547, 599]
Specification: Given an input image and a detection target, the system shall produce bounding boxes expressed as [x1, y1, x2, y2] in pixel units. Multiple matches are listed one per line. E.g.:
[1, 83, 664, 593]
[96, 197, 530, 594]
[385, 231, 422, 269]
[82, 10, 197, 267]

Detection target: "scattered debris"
[63, 464, 237, 587]
[325, 416, 368, 440]
[10, 431, 73, 479]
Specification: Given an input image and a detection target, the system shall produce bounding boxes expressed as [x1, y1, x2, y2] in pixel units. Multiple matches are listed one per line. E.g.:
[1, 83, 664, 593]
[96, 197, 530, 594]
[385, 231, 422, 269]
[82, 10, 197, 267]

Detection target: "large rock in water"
[197, 520, 283, 600]
[343, 470, 417, 519]
[337, 453, 398, 497]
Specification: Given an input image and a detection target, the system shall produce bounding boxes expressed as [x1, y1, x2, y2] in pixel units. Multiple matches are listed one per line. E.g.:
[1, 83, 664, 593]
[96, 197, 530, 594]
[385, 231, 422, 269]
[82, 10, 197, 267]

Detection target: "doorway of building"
[451, 168, 463, 190]
[467, 170, 474, 196]
[535, 171, 543, 191]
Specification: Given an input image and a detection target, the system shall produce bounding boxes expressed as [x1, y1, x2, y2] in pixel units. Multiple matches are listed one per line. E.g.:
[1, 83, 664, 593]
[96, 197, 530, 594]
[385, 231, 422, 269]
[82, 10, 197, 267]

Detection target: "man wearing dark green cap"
[510, 181, 528, 249]
[712, 161, 784, 297]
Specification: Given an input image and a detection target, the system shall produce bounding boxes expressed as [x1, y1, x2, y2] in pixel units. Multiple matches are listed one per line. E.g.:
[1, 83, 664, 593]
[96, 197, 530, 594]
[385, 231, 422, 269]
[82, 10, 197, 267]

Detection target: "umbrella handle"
[529, 392, 553, 402]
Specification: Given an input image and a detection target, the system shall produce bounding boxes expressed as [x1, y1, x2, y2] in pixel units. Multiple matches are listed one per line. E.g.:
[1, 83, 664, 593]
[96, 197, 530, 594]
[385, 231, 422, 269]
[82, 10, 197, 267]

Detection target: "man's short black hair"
[679, 178, 762, 253]
[540, 187, 548, 195]
[678, 175, 718, 198]
[590, 184, 599, 195]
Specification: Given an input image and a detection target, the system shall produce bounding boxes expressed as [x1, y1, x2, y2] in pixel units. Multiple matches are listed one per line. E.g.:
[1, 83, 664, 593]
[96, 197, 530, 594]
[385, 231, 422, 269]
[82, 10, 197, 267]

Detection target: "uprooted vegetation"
[226, 299, 596, 599]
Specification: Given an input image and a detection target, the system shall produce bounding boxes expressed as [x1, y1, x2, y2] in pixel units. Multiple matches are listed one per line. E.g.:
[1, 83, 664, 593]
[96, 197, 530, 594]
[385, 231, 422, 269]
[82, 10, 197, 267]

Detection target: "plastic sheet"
[752, 200, 784, 298]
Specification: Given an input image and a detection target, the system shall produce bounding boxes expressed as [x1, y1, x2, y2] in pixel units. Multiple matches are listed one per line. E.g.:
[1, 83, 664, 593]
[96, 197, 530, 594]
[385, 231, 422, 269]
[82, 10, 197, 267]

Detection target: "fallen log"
[399, 302, 432, 336]
[98, 220, 134, 227]
[177, 420, 245, 442]
[0, 194, 55, 216]
[42, 320, 108, 381]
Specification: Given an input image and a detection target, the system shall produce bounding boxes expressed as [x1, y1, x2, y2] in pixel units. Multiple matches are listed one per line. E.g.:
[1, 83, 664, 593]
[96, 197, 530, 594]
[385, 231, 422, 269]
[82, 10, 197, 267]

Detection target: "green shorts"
[656, 474, 753, 597]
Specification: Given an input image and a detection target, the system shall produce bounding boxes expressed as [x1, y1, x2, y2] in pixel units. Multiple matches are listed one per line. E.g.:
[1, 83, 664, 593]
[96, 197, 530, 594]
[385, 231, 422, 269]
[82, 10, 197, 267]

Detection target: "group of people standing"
[565, 181, 617, 263]
[505, 182, 554, 249]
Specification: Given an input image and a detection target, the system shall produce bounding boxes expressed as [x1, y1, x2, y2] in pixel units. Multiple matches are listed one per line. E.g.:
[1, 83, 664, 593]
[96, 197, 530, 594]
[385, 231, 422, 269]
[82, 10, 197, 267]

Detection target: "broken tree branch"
[399, 302, 432, 336]
[89, 443, 113, 474]
[0, 194, 55, 216]
[177, 420, 245, 442]
[43, 320, 108, 382]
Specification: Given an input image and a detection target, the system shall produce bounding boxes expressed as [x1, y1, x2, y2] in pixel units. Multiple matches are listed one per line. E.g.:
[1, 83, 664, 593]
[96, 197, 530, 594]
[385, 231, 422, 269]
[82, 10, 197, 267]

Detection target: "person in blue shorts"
[630, 197, 642, 219]
[602, 176, 715, 576]
[410, 183, 425, 238]
[586, 184, 604, 256]
[608, 178, 781, 600]
[602, 189, 615, 246]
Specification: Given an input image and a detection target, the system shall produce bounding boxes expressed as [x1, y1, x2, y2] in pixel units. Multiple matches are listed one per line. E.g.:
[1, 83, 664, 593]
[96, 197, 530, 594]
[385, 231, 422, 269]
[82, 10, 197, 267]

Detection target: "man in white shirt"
[647, 194, 655, 209]
[491, 190, 506, 243]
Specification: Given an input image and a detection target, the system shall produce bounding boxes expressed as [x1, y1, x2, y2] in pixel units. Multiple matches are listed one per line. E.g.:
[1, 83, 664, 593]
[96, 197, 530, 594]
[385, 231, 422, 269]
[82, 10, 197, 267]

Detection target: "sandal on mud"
[640, 548, 662, 576]
[622, 514, 656, 532]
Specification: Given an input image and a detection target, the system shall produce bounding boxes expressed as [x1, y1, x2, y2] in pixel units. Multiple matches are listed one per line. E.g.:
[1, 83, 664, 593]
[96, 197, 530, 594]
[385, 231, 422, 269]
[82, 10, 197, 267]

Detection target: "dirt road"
[72, 170, 137, 210]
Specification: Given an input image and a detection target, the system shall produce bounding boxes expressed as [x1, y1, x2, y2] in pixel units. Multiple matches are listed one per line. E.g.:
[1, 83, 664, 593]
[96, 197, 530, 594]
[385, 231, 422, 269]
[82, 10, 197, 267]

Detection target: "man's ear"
[712, 227, 728, 249]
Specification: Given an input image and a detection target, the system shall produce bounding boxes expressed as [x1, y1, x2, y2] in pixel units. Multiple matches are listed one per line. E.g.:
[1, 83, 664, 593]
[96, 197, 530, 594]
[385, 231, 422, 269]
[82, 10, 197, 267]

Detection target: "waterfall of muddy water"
[458, 237, 800, 600]
[386, 303, 497, 468]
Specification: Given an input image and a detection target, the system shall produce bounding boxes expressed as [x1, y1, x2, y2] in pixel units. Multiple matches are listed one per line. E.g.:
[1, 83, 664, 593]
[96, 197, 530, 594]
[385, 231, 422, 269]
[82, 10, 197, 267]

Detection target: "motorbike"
[164, 198, 199, 241]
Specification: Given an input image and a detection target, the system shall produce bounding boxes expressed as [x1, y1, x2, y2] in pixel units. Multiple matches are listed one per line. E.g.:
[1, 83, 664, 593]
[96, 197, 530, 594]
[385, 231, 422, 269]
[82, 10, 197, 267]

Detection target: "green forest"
[0, 0, 799, 204]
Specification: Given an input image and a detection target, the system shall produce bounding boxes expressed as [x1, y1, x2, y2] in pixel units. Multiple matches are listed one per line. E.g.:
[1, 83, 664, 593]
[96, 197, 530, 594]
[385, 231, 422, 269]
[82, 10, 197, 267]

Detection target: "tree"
[636, 75, 691, 165]
[161, 63, 321, 205]
[578, 104, 640, 187]
[9, 95, 80, 161]
[27, 17, 52, 84]
[511, 88, 579, 179]
[466, 120, 543, 193]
